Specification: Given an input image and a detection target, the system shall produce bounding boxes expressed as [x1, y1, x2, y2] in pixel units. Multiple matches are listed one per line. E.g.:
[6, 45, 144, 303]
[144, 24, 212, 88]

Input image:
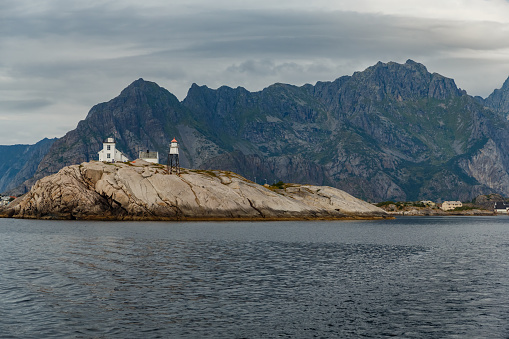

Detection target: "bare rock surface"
[0, 160, 387, 220]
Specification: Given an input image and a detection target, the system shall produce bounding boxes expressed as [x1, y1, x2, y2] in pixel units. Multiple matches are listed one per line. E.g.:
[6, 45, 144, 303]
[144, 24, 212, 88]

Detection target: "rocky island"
[0, 160, 387, 221]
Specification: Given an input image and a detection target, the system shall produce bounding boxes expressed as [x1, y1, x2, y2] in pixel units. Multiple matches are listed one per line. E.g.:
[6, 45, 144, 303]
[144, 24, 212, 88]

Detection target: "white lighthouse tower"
[168, 138, 180, 174]
[98, 137, 129, 163]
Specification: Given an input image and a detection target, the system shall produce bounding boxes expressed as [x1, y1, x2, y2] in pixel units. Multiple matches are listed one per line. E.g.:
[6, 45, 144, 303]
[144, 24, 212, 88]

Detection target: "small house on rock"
[139, 150, 159, 164]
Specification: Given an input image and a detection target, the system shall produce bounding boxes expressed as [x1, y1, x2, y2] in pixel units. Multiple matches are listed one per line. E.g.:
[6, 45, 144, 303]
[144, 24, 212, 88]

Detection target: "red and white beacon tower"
[168, 138, 180, 174]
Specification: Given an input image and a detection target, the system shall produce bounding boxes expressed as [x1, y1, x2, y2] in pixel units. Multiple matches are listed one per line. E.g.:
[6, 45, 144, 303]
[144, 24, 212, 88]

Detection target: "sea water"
[1, 216, 508, 338]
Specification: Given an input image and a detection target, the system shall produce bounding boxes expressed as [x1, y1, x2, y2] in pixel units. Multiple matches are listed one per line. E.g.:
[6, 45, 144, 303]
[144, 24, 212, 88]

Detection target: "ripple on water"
[1, 217, 509, 338]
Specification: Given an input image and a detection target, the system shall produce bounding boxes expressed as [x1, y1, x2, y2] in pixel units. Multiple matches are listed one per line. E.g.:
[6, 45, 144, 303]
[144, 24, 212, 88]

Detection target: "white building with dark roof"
[494, 202, 509, 214]
[98, 138, 129, 163]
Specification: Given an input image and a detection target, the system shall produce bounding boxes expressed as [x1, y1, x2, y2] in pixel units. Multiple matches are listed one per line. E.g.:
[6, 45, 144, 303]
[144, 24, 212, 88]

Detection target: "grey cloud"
[0, 99, 53, 112]
[3, 1, 509, 144]
[147, 11, 509, 63]
[226, 59, 336, 81]
[227, 60, 282, 76]
[222, 59, 346, 94]
[6, 4, 509, 61]
[7, 55, 188, 82]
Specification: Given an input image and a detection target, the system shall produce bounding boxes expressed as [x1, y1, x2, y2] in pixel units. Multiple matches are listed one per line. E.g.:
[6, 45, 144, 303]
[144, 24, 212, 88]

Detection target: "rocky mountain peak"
[119, 78, 174, 100]
[501, 76, 509, 90]
[119, 78, 149, 96]
[349, 59, 463, 101]
[85, 78, 179, 120]
[187, 82, 205, 92]
[484, 76, 509, 115]
[185, 83, 250, 100]
[404, 58, 425, 67]
[5, 60, 509, 202]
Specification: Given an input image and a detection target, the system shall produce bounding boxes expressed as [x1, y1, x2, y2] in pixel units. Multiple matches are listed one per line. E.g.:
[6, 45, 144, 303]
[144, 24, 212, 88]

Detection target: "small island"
[0, 160, 388, 221]
[375, 199, 497, 216]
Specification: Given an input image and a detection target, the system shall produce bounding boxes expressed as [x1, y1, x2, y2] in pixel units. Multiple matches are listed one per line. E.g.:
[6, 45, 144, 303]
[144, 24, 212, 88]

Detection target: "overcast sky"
[2, 0, 509, 145]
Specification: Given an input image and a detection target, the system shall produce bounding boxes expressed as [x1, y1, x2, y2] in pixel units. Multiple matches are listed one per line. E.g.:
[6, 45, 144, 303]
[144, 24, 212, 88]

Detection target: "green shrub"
[453, 206, 477, 211]
[271, 181, 285, 189]
[376, 201, 395, 207]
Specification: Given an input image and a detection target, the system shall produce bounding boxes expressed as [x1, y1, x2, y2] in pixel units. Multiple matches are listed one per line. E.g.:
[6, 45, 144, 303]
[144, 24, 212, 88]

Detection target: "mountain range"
[4, 59, 509, 202]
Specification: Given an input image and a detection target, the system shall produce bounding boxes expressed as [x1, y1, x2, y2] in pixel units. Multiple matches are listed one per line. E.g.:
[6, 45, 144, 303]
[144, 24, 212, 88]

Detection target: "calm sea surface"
[1, 216, 509, 338]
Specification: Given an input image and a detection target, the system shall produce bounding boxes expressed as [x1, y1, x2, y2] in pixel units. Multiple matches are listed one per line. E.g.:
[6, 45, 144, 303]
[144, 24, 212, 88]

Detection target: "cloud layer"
[2, 0, 509, 144]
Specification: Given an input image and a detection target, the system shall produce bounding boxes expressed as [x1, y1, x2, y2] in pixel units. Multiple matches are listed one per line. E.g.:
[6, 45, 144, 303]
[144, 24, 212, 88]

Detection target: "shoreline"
[0, 212, 392, 222]
[385, 210, 495, 216]
[2, 209, 502, 220]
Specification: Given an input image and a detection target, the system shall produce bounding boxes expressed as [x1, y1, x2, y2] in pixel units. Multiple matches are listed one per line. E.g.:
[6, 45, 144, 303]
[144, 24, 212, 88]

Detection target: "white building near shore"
[441, 201, 462, 211]
[0, 196, 14, 206]
[494, 202, 509, 214]
[98, 138, 129, 163]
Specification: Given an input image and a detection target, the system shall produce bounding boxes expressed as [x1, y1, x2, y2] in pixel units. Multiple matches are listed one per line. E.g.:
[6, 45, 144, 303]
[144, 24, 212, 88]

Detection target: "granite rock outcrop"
[0, 160, 386, 220]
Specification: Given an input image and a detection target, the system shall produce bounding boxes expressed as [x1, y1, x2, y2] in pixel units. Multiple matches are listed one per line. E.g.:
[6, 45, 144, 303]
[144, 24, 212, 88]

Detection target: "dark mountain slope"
[484, 76, 509, 116]
[8, 61, 509, 201]
[301, 61, 509, 200]
[0, 138, 56, 194]
[13, 79, 191, 194]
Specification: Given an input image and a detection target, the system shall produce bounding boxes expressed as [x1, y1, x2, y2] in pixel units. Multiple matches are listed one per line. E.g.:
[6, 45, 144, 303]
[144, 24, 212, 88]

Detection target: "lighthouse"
[98, 137, 129, 163]
[168, 138, 180, 174]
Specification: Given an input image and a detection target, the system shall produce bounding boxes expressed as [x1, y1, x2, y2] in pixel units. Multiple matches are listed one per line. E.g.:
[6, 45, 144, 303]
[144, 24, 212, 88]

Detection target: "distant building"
[98, 138, 129, 163]
[494, 202, 509, 214]
[441, 201, 462, 211]
[0, 196, 14, 206]
[139, 150, 159, 164]
[420, 200, 436, 207]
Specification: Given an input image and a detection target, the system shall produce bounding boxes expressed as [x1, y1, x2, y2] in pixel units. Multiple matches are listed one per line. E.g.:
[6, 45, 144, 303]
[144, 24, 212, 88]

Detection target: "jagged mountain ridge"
[7, 60, 509, 201]
[484, 76, 509, 117]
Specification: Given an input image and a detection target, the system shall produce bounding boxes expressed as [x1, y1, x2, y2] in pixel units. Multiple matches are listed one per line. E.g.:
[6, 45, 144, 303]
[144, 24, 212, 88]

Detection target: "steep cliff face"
[0, 161, 385, 220]
[484, 76, 509, 116]
[301, 61, 509, 201]
[459, 139, 509, 194]
[7, 60, 509, 201]
[0, 138, 56, 194]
